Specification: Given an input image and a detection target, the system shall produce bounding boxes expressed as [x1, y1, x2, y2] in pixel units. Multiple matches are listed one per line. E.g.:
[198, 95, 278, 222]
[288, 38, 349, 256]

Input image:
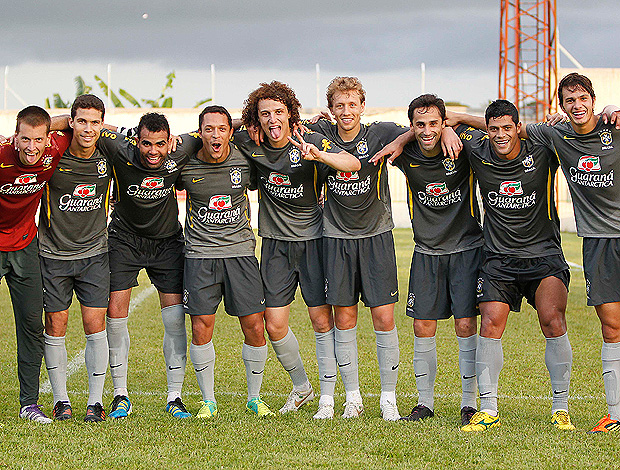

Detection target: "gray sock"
[315, 328, 337, 398]
[602, 341, 620, 420]
[335, 326, 359, 393]
[43, 333, 69, 405]
[162, 304, 187, 402]
[270, 327, 308, 388]
[457, 334, 478, 409]
[85, 330, 108, 406]
[190, 341, 215, 402]
[476, 336, 503, 414]
[375, 327, 399, 393]
[242, 343, 268, 400]
[545, 333, 572, 413]
[106, 316, 130, 397]
[413, 336, 436, 410]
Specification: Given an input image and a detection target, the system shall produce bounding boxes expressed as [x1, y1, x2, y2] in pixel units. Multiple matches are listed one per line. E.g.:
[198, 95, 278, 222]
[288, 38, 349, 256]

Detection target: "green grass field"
[0, 229, 618, 469]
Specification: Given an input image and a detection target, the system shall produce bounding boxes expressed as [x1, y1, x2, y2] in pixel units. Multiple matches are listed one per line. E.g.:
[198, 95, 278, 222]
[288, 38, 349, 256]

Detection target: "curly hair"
[326, 76, 366, 109]
[242, 81, 301, 129]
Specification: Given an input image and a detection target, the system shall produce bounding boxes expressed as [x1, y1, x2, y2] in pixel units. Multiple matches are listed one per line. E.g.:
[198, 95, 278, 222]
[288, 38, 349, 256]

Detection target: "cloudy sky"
[2, 0, 618, 110]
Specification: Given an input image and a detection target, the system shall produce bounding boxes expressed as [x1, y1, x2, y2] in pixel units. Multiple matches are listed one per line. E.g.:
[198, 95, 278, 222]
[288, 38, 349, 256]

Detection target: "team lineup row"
[1, 73, 619, 433]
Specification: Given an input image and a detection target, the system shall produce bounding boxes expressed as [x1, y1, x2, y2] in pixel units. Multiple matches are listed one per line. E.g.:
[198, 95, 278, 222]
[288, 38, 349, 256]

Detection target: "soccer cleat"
[109, 395, 132, 419]
[84, 403, 106, 423]
[551, 410, 576, 430]
[461, 411, 500, 432]
[313, 403, 334, 420]
[52, 401, 73, 421]
[588, 414, 620, 434]
[166, 397, 192, 418]
[279, 384, 315, 414]
[19, 404, 52, 424]
[246, 397, 275, 417]
[197, 400, 218, 419]
[461, 406, 477, 426]
[380, 400, 401, 421]
[400, 404, 434, 422]
[342, 400, 364, 419]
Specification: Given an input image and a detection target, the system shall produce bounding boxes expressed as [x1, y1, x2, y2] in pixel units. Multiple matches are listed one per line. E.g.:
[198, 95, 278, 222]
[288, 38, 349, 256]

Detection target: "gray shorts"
[40, 253, 110, 312]
[183, 256, 265, 316]
[406, 247, 481, 320]
[476, 251, 570, 312]
[260, 238, 326, 308]
[323, 231, 399, 308]
[583, 237, 620, 306]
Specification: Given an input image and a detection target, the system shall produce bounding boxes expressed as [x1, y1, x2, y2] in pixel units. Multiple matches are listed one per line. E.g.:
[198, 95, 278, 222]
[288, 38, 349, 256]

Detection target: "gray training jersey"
[392, 141, 483, 255]
[306, 120, 408, 238]
[527, 119, 620, 237]
[98, 130, 202, 239]
[233, 129, 342, 241]
[38, 147, 111, 260]
[458, 125, 562, 257]
[177, 144, 256, 258]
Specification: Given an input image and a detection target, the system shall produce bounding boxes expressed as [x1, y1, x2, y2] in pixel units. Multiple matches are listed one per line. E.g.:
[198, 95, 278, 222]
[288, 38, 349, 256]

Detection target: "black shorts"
[184, 256, 265, 316]
[323, 231, 399, 308]
[583, 237, 620, 306]
[476, 251, 570, 312]
[40, 253, 110, 312]
[260, 238, 326, 308]
[108, 227, 184, 294]
[406, 247, 481, 320]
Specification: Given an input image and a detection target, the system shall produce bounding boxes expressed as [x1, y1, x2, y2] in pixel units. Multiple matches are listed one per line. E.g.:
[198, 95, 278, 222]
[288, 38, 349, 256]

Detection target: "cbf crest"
[407, 293, 415, 308]
[230, 168, 242, 187]
[42, 155, 54, 168]
[97, 160, 108, 177]
[442, 158, 456, 174]
[289, 147, 301, 166]
[522, 154, 535, 172]
[476, 278, 484, 297]
[356, 139, 368, 157]
[600, 130, 613, 149]
[164, 159, 178, 173]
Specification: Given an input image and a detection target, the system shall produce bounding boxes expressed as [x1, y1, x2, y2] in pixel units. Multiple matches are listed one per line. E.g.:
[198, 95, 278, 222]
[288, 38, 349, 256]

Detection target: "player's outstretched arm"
[288, 130, 360, 171]
[369, 128, 415, 166]
[50, 114, 70, 131]
[445, 110, 485, 130]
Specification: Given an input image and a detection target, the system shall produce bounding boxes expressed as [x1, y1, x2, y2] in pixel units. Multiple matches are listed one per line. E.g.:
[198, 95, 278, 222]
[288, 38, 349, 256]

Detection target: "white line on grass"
[40, 285, 157, 394]
[567, 260, 583, 270]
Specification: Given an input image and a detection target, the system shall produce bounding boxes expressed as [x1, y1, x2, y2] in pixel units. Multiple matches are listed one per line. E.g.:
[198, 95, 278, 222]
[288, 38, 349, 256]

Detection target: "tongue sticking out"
[269, 126, 282, 141]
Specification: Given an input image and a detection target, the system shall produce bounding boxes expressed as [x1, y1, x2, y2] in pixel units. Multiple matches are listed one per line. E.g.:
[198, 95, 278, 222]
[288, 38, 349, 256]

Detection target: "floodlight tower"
[499, 0, 558, 123]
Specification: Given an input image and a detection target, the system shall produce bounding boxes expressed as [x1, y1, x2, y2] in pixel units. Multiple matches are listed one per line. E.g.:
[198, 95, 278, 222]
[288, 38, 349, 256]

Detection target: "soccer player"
[39, 95, 110, 422]
[302, 77, 409, 420]
[370, 94, 482, 425]
[0, 106, 71, 422]
[93, 114, 201, 419]
[523, 73, 620, 433]
[176, 106, 271, 417]
[235, 81, 360, 416]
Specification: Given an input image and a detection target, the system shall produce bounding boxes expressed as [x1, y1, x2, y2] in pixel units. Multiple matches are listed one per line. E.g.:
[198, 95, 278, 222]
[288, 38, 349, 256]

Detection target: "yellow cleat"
[551, 410, 575, 430]
[197, 400, 218, 418]
[461, 411, 500, 432]
[246, 397, 275, 417]
[588, 414, 620, 434]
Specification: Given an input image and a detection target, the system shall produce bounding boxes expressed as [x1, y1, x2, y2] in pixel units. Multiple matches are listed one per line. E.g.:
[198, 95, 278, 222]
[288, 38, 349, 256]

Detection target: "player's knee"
[265, 320, 287, 340]
[44, 311, 68, 336]
[601, 324, 620, 343]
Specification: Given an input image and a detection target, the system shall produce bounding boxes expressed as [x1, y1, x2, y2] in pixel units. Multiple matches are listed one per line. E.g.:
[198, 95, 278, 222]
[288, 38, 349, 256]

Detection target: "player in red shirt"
[0, 106, 71, 423]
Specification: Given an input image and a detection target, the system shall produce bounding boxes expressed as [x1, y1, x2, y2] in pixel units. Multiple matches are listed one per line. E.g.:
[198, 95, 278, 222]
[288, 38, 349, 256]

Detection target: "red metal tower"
[499, 0, 558, 122]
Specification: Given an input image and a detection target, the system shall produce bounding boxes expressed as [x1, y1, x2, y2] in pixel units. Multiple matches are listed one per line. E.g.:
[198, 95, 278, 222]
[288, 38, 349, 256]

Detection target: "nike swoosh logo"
[251, 369, 264, 375]
[252, 152, 265, 158]
[0, 163, 14, 168]
[479, 391, 492, 396]
[390, 291, 398, 296]
[93, 372, 106, 376]
[126, 162, 133, 166]
[168, 366, 182, 370]
[284, 366, 297, 372]
[294, 399, 306, 407]
[463, 375, 476, 379]
[480, 160, 494, 166]
[192, 177, 204, 183]
[46, 366, 58, 370]
[338, 362, 351, 367]
[110, 363, 122, 368]
[195, 365, 208, 372]
[58, 168, 72, 172]
[563, 135, 575, 140]
[260, 299, 265, 304]
[415, 373, 427, 378]
[324, 374, 336, 379]
[553, 390, 567, 395]
[391, 364, 399, 370]
[409, 164, 420, 167]
[603, 371, 612, 376]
